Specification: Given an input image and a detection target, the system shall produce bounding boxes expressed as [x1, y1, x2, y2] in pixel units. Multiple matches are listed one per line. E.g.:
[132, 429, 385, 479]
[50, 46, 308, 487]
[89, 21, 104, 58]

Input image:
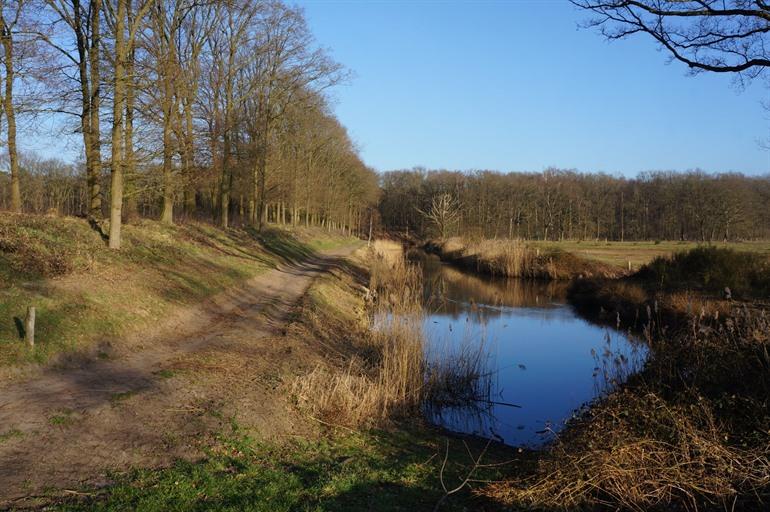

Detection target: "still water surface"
[414, 252, 647, 447]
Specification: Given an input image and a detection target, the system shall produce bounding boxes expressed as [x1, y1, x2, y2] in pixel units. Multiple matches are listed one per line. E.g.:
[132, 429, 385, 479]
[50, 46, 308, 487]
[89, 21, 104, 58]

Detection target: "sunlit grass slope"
[0, 214, 355, 371]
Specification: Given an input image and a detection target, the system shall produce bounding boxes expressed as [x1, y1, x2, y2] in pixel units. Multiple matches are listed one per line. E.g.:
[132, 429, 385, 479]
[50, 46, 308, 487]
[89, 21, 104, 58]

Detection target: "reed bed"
[293, 318, 424, 427]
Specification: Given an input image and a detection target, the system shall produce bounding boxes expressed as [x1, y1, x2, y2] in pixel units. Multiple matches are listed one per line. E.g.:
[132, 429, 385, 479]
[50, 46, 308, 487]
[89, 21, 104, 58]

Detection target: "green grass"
[529, 240, 770, 270]
[0, 428, 23, 443]
[53, 426, 516, 512]
[154, 368, 176, 379]
[49, 410, 75, 427]
[0, 215, 357, 371]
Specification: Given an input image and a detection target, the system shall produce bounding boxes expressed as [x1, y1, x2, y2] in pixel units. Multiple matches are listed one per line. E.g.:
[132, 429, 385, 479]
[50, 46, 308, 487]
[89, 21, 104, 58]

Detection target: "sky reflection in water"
[416, 253, 647, 447]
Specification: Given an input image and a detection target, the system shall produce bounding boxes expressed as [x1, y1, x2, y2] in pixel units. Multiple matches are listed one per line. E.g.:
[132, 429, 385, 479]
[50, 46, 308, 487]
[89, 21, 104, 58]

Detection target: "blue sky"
[296, 0, 770, 176]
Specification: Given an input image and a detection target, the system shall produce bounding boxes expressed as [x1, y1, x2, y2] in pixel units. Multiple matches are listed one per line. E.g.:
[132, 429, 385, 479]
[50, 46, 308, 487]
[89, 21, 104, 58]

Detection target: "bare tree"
[241, 1, 346, 230]
[571, 1, 769, 80]
[381, 168, 770, 241]
[104, 0, 153, 249]
[38, 0, 105, 222]
[418, 193, 461, 239]
[0, 0, 381, 237]
[0, 0, 23, 213]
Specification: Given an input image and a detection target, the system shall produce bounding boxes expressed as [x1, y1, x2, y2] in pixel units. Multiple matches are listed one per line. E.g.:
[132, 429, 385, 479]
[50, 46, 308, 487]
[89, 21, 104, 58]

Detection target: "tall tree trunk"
[219, 131, 231, 228]
[160, 104, 174, 223]
[182, 94, 196, 217]
[88, 0, 102, 219]
[108, 0, 127, 250]
[255, 125, 268, 231]
[1, 13, 20, 213]
[160, 38, 175, 224]
[255, 157, 267, 231]
[123, 36, 137, 222]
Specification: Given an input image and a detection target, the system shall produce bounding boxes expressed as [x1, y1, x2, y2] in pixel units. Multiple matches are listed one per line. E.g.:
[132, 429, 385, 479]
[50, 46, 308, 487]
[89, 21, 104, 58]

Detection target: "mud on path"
[0, 246, 357, 507]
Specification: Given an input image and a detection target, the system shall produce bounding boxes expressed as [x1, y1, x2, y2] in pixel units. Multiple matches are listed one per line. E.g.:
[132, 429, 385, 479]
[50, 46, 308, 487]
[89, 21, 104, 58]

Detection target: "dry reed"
[293, 240, 426, 428]
[293, 239, 494, 430]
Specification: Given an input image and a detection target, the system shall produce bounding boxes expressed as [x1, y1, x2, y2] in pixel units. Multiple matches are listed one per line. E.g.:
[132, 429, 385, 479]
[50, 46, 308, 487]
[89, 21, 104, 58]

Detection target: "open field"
[528, 240, 770, 270]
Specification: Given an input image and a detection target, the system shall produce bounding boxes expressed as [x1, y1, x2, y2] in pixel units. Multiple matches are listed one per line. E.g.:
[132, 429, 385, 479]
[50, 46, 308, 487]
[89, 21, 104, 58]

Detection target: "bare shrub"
[489, 391, 770, 511]
[0, 215, 102, 277]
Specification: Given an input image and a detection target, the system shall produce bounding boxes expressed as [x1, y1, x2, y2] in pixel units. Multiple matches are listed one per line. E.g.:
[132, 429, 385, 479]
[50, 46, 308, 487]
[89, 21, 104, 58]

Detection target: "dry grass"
[666, 291, 733, 318]
[293, 240, 426, 428]
[490, 392, 770, 511]
[529, 239, 770, 270]
[423, 334, 493, 408]
[368, 240, 423, 313]
[293, 321, 424, 427]
[429, 237, 622, 280]
[475, 239, 535, 277]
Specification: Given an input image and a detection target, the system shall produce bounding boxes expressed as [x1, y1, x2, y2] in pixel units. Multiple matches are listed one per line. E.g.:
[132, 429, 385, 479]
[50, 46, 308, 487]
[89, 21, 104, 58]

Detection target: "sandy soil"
[0, 246, 356, 507]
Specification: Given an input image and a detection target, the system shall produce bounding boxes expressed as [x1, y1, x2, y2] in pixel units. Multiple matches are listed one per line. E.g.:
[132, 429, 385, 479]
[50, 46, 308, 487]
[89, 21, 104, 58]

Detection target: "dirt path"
[0, 246, 357, 507]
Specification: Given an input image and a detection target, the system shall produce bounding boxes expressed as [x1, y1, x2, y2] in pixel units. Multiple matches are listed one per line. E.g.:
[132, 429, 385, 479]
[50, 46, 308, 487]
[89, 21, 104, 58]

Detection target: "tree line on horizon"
[380, 168, 770, 242]
[0, 0, 379, 248]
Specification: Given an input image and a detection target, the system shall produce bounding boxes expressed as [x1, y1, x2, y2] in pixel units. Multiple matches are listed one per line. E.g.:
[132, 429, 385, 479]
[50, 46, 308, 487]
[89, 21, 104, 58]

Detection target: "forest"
[380, 168, 770, 242]
[0, 0, 766, 247]
[0, 0, 379, 247]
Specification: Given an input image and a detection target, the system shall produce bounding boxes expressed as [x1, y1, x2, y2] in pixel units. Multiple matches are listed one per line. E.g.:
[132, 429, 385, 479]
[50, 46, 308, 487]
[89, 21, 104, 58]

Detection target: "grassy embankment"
[427, 236, 770, 279]
[0, 213, 354, 375]
[425, 236, 623, 280]
[0, 218, 517, 510]
[51, 238, 520, 511]
[530, 239, 770, 270]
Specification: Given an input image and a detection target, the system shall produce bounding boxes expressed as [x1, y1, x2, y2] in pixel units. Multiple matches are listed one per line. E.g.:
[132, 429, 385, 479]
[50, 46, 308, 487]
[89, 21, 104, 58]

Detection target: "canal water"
[413, 251, 647, 447]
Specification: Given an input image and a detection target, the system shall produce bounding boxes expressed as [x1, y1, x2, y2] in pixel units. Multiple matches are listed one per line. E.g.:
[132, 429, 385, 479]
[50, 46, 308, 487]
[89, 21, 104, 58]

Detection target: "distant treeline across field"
[380, 168, 770, 241]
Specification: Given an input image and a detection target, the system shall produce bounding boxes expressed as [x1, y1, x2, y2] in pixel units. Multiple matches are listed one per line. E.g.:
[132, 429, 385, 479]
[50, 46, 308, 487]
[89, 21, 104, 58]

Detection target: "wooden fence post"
[25, 306, 35, 347]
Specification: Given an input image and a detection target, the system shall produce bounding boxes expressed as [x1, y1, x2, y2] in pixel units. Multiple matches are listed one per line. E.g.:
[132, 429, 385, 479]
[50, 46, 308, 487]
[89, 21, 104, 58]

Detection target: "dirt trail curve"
[0, 246, 357, 507]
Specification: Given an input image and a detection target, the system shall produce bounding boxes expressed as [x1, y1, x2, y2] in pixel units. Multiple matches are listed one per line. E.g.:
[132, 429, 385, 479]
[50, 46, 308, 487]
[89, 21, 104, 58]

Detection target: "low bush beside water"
[486, 305, 770, 510]
[636, 246, 770, 299]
